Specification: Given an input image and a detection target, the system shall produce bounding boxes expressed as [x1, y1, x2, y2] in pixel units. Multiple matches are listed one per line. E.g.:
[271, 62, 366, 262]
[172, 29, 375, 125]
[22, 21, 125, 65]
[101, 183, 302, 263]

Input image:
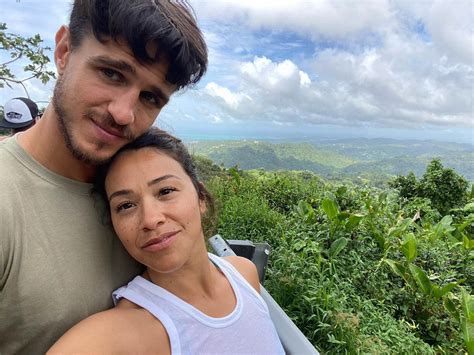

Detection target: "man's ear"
[54, 26, 72, 76]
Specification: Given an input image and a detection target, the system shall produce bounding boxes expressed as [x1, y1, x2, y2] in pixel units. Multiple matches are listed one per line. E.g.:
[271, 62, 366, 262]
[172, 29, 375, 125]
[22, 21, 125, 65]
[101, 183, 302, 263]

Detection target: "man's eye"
[141, 91, 160, 106]
[101, 68, 122, 81]
[116, 202, 135, 212]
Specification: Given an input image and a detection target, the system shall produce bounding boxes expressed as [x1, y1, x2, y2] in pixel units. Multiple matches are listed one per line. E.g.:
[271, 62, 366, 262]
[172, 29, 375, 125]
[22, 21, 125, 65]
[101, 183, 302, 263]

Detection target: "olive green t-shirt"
[0, 137, 141, 354]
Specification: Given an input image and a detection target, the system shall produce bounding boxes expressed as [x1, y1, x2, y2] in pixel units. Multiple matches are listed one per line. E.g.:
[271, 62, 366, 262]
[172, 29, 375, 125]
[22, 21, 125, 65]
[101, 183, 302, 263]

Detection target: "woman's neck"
[145, 250, 237, 318]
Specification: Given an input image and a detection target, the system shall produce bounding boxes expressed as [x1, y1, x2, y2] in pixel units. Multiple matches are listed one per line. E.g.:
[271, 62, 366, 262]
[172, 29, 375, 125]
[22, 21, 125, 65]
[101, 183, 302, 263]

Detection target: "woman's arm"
[48, 305, 170, 354]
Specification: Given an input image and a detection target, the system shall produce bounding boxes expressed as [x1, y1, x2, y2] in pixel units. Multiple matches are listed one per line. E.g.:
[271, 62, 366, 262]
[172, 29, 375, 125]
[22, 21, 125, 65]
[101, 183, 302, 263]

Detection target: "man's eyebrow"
[92, 56, 136, 75]
[90, 56, 171, 104]
[108, 174, 181, 202]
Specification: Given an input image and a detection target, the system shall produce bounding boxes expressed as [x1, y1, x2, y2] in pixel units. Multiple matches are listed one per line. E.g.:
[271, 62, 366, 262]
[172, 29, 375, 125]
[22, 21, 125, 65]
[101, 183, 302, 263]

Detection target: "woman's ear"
[199, 198, 207, 215]
[54, 26, 72, 76]
[198, 182, 207, 215]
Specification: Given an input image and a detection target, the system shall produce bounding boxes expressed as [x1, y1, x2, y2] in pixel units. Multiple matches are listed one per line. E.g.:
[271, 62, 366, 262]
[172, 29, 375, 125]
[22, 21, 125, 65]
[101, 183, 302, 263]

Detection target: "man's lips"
[92, 120, 125, 139]
[141, 231, 180, 251]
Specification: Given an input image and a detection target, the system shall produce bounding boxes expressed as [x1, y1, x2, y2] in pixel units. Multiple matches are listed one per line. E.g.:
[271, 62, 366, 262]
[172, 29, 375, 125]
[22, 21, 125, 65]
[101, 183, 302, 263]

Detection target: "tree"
[389, 171, 418, 199]
[389, 159, 469, 215]
[418, 159, 468, 215]
[0, 22, 56, 98]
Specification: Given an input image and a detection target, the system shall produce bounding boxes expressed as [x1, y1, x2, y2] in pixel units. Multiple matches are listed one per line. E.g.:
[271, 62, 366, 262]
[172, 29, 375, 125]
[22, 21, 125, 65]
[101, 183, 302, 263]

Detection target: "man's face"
[52, 27, 177, 165]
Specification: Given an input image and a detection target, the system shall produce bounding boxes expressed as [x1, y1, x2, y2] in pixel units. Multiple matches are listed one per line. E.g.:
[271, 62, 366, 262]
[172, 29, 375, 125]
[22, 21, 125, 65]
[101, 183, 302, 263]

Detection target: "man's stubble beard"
[52, 74, 133, 166]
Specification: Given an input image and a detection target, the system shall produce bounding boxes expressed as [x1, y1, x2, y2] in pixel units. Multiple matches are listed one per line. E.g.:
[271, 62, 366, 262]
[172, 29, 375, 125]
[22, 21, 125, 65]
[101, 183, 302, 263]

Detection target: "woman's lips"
[142, 231, 179, 252]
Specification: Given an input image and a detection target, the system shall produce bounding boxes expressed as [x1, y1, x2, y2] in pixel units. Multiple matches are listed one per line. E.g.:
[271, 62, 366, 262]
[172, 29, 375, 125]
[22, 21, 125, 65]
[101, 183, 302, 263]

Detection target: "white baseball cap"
[1, 97, 39, 129]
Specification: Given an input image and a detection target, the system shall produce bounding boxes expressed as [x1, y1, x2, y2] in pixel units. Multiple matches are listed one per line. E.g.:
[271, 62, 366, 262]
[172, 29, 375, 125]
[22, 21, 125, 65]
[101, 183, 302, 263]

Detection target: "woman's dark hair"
[93, 128, 216, 233]
[68, 0, 207, 89]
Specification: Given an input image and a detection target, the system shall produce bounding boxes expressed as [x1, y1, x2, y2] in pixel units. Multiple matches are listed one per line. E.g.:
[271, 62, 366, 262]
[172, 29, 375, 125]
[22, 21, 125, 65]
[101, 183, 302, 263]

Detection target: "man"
[0, 0, 207, 353]
[0, 97, 40, 140]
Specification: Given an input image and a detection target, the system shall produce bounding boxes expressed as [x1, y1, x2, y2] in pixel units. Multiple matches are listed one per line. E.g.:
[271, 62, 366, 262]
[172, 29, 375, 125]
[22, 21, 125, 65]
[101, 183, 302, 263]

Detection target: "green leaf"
[373, 231, 387, 251]
[461, 288, 474, 323]
[408, 264, 432, 296]
[464, 202, 474, 212]
[321, 198, 339, 221]
[337, 211, 351, 222]
[336, 186, 347, 196]
[346, 214, 364, 231]
[228, 167, 241, 186]
[384, 259, 407, 280]
[443, 295, 459, 322]
[389, 218, 413, 238]
[464, 235, 474, 250]
[401, 233, 417, 262]
[329, 237, 348, 259]
[460, 289, 474, 355]
[293, 240, 306, 252]
[433, 281, 461, 298]
[456, 215, 474, 233]
[461, 320, 474, 355]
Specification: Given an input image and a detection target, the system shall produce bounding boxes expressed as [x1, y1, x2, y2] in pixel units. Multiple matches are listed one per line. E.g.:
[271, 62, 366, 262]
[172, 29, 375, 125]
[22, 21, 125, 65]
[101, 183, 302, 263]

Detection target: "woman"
[48, 129, 284, 354]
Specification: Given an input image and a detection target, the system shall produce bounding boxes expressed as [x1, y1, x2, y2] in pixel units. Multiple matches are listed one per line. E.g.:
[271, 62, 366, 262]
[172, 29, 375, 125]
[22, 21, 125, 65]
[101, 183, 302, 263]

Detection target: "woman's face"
[105, 147, 206, 274]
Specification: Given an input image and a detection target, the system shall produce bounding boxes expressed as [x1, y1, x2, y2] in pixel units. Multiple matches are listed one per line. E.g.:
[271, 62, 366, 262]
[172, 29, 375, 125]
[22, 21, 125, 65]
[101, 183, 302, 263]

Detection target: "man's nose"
[107, 90, 138, 126]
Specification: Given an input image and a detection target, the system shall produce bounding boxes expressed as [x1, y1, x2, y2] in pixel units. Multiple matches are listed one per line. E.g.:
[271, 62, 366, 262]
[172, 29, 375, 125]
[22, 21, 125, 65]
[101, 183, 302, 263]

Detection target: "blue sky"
[1, 0, 473, 144]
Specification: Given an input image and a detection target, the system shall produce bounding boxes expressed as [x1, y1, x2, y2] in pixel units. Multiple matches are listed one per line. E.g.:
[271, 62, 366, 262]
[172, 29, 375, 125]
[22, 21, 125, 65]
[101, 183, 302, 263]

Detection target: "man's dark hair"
[93, 127, 216, 233]
[69, 0, 207, 89]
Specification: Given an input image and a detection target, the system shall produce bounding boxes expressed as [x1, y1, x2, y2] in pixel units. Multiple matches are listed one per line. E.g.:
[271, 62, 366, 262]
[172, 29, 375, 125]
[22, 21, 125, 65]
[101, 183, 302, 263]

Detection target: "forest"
[195, 154, 474, 354]
[189, 139, 474, 184]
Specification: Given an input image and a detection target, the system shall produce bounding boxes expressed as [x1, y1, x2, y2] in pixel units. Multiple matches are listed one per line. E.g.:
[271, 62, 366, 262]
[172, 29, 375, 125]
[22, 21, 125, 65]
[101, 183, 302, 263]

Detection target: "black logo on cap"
[6, 112, 23, 120]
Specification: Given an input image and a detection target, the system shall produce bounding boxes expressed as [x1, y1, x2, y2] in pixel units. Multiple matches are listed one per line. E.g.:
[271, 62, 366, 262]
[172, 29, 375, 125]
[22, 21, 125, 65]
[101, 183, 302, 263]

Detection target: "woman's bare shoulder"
[48, 300, 170, 354]
[223, 255, 261, 293]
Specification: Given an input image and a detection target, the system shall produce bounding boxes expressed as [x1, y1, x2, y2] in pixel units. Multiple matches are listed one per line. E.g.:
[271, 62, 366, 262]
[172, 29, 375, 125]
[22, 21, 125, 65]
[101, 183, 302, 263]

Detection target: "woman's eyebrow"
[148, 174, 180, 187]
[108, 189, 132, 202]
[108, 175, 181, 202]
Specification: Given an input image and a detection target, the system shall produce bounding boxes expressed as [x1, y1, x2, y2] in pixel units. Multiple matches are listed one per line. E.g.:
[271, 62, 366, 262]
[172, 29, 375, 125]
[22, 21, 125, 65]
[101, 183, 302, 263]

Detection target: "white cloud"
[1, 0, 472, 142]
[195, 0, 393, 40]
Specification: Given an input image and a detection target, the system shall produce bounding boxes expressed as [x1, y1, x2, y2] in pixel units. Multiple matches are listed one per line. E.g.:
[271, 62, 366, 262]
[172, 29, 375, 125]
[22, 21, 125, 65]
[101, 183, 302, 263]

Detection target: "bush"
[207, 167, 473, 353]
[389, 159, 469, 215]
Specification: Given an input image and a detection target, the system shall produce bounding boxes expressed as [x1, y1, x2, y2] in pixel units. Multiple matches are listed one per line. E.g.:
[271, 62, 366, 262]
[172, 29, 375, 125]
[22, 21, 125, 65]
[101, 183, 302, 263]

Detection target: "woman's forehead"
[107, 148, 185, 182]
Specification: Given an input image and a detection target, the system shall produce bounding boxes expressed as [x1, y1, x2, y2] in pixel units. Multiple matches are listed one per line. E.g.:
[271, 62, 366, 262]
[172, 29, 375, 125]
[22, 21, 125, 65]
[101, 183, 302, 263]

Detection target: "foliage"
[418, 159, 469, 215]
[390, 158, 469, 215]
[0, 22, 56, 97]
[202, 163, 473, 353]
[192, 154, 225, 182]
[189, 139, 474, 183]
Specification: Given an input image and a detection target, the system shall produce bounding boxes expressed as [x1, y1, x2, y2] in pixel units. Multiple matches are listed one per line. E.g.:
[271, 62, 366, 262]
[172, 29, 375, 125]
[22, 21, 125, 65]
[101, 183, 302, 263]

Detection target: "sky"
[0, 0, 473, 144]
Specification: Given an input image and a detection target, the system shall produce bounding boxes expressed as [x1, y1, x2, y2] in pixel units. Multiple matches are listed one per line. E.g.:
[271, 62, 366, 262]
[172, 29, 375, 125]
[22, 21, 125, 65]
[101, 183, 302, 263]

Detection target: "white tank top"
[113, 253, 285, 355]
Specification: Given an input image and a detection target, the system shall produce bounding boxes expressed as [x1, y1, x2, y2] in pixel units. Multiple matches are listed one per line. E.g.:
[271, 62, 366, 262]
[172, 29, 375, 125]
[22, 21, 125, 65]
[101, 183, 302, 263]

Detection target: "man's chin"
[69, 143, 117, 166]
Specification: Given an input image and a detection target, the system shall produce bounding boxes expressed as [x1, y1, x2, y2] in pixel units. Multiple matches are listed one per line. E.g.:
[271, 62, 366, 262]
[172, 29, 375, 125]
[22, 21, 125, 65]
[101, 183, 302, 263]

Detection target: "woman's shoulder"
[222, 255, 260, 293]
[48, 300, 170, 354]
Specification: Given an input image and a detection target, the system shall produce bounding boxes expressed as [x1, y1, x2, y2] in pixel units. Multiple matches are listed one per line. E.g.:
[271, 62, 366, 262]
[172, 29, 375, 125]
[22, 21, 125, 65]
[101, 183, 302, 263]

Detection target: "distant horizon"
[168, 125, 474, 147]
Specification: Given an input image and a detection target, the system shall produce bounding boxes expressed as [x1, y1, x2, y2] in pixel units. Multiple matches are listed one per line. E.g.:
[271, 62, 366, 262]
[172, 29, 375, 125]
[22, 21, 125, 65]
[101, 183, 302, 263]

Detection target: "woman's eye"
[116, 202, 135, 212]
[159, 187, 177, 196]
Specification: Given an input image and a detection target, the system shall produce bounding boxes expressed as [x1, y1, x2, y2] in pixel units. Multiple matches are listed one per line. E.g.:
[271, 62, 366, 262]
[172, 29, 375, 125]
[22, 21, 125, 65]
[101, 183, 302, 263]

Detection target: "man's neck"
[18, 105, 96, 183]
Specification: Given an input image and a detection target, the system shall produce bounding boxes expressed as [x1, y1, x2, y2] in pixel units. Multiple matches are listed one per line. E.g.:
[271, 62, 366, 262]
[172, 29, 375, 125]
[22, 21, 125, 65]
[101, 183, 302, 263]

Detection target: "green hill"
[188, 139, 474, 182]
